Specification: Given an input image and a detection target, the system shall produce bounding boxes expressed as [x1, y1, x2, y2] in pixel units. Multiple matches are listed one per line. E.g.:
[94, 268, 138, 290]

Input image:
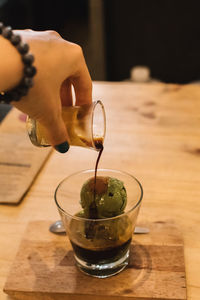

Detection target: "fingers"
[60, 78, 73, 107]
[40, 109, 70, 153]
[70, 55, 92, 106]
[61, 65, 92, 107]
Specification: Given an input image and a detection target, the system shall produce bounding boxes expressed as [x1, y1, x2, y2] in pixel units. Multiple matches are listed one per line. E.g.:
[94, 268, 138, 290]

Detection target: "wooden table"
[0, 82, 200, 300]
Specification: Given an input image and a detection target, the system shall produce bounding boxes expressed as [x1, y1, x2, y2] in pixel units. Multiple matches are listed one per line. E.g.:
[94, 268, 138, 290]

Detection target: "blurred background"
[1, 0, 200, 84]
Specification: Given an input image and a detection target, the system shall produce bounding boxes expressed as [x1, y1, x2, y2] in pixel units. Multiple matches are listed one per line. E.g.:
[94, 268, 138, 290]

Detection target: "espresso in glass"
[68, 212, 133, 277]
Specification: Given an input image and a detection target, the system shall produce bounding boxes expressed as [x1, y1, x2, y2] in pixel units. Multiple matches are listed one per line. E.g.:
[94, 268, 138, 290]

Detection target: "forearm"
[0, 35, 23, 92]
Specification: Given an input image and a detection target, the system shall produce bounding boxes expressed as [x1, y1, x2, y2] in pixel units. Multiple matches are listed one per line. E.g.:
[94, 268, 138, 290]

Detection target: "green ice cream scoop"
[80, 176, 127, 218]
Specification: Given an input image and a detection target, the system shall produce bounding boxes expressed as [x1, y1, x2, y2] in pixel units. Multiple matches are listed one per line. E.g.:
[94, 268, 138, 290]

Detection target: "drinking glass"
[54, 169, 143, 278]
[26, 101, 106, 150]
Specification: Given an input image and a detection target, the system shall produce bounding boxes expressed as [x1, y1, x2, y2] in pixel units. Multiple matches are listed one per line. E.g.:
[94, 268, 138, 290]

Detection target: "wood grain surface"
[4, 220, 186, 300]
[1, 82, 200, 300]
[0, 109, 52, 204]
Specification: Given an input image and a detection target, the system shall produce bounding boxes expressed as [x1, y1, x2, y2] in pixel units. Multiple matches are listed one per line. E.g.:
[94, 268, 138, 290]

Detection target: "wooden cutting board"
[0, 108, 52, 204]
[4, 220, 187, 300]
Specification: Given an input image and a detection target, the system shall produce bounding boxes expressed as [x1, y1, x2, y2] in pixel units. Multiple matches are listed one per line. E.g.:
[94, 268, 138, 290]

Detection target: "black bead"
[1, 92, 12, 103]
[17, 42, 29, 54]
[0, 92, 5, 101]
[18, 85, 29, 96]
[10, 34, 21, 45]
[2, 26, 12, 39]
[0, 22, 4, 33]
[21, 89, 28, 97]
[22, 53, 34, 65]
[8, 90, 21, 102]
[24, 66, 37, 77]
[23, 77, 34, 88]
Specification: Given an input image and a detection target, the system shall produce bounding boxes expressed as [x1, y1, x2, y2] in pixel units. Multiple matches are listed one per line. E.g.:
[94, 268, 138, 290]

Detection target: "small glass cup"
[26, 100, 106, 150]
[54, 169, 143, 278]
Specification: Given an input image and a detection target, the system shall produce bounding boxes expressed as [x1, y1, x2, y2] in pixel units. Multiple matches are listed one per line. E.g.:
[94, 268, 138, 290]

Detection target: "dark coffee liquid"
[71, 238, 131, 264]
[94, 140, 104, 203]
[88, 138, 104, 219]
[85, 138, 104, 238]
[94, 139, 104, 182]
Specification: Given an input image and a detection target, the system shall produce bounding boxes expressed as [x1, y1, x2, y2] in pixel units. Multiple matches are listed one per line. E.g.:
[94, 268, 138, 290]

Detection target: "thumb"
[41, 113, 70, 153]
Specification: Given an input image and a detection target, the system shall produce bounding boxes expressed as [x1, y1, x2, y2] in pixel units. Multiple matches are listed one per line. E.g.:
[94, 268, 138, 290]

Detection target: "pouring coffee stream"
[89, 138, 104, 219]
[84, 138, 104, 238]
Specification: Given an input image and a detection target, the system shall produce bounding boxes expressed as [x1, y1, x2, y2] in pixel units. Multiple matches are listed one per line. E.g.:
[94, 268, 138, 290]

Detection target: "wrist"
[0, 23, 37, 104]
[0, 35, 23, 91]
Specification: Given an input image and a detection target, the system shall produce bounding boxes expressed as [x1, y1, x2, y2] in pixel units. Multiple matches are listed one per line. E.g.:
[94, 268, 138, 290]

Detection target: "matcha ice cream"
[80, 176, 127, 219]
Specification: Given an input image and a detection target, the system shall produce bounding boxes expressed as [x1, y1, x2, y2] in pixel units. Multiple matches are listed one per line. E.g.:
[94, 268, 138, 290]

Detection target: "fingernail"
[54, 141, 70, 153]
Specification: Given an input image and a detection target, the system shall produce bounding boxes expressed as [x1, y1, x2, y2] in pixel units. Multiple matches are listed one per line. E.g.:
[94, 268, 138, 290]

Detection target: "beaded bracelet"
[0, 22, 37, 104]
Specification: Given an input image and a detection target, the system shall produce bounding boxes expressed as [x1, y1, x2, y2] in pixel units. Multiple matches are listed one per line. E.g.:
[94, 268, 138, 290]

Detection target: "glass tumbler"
[26, 101, 106, 150]
[54, 169, 143, 278]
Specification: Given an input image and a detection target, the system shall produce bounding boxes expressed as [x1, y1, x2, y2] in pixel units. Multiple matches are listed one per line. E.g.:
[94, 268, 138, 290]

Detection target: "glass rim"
[54, 168, 143, 222]
[91, 100, 106, 150]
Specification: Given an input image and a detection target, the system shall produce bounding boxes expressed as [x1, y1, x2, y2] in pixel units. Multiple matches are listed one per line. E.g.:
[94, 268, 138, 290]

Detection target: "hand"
[11, 30, 92, 152]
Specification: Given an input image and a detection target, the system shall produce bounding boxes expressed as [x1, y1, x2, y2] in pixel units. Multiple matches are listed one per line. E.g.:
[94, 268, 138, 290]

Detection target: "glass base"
[74, 249, 130, 278]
